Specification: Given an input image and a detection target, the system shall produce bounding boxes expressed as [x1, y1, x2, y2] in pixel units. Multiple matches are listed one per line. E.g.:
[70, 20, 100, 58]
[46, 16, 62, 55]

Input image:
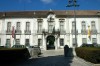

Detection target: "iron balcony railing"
[60, 30, 66, 34]
[24, 30, 31, 35]
[91, 29, 97, 35]
[6, 30, 12, 35]
[15, 30, 22, 35]
[71, 29, 78, 35]
[37, 30, 42, 34]
[81, 30, 87, 35]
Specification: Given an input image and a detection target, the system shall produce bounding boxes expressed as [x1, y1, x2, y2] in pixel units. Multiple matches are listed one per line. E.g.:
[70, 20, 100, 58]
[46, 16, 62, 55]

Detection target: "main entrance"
[46, 35, 55, 50]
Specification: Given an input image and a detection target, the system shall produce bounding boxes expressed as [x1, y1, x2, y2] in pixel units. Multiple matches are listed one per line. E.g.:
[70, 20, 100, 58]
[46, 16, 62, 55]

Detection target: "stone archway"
[46, 35, 55, 50]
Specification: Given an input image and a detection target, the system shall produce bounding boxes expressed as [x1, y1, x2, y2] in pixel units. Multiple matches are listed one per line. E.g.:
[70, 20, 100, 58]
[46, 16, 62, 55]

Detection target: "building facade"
[0, 10, 100, 50]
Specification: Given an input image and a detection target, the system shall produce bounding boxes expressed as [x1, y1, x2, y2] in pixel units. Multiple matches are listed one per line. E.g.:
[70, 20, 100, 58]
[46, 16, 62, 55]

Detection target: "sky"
[0, 0, 100, 12]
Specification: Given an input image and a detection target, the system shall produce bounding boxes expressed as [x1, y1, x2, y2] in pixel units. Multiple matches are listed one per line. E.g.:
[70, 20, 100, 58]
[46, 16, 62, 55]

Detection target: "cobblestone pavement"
[3, 49, 93, 66]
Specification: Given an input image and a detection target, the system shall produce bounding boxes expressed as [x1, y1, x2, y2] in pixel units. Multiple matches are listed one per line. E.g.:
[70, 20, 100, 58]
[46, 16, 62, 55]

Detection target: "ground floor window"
[6, 39, 10, 47]
[25, 39, 30, 46]
[60, 38, 64, 46]
[38, 39, 42, 46]
[82, 38, 87, 44]
[92, 38, 97, 44]
[72, 38, 75, 45]
[15, 39, 20, 45]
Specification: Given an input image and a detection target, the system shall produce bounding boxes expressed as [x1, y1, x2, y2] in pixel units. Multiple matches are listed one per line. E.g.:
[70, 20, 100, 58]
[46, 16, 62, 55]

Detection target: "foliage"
[75, 47, 100, 63]
[0, 48, 30, 62]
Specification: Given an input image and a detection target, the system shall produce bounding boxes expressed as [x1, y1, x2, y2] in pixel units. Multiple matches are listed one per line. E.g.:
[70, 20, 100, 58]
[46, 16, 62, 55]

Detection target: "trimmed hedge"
[75, 47, 100, 64]
[0, 48, 30, 62]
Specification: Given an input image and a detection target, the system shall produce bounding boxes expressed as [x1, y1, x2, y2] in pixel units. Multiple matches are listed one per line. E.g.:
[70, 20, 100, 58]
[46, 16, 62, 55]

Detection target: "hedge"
[0, 48, 30, 62]
[75, 47, 100, 64]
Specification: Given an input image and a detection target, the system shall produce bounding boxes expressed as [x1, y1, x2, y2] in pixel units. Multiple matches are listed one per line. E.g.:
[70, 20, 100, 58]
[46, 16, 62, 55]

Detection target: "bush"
[75, 47, 100, 63]
[0, 48, 30, 62]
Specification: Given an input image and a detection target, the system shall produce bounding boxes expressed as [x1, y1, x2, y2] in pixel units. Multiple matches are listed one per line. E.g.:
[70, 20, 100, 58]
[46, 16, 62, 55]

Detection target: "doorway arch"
[46, 35, 55, 50]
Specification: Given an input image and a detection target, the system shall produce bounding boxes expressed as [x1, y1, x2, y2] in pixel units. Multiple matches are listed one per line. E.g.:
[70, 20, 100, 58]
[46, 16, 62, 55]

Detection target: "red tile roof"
[0, 10, 100, 18]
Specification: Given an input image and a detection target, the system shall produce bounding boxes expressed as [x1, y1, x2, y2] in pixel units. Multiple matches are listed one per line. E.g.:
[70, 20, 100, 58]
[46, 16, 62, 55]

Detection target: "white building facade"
[0, 10, 100, 50]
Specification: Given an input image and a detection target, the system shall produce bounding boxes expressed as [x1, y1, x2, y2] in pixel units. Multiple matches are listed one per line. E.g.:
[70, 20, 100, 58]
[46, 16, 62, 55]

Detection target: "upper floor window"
[60, 22, 64, 31]
[26, 22, 30, 30]
[48, 21, 54, 32]
[91, 21, 96, 30]
[59, 19, 65, 31]
[16, 22, 20, 30]
[72, 21, 75, 30]
[82, 21, 86, 30]
[7, 22, 11, 31]
[38, 22, 42, 31]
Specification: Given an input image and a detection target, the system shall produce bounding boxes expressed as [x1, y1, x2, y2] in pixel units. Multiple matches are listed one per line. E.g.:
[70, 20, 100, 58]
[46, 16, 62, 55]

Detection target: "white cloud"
[41, 0, 53, 4]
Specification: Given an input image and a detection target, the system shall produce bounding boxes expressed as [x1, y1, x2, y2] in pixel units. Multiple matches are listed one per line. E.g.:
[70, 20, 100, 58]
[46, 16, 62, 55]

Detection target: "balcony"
[24, 30, 31, 35]
[91, 29, 97, 35]
[71, 30, 78, 35]
[48, 29, 53, 33]
[37, 30, 42, 34]
[6, 30, 12, 35]
[81, 30, 87, 35]
[60, 30, 66, 35]
[15, 30, 22, 35]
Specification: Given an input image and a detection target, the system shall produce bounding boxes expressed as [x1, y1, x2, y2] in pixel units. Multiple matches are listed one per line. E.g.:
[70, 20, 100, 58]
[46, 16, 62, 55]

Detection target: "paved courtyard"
[3, 49, 94, 66]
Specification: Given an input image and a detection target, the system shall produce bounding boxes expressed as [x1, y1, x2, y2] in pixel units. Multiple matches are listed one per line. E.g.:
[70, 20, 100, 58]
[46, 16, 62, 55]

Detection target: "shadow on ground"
[0, 48, 74, 66]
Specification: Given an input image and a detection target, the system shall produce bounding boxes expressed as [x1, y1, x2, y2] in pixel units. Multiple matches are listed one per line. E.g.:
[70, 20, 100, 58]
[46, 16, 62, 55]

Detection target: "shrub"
[0, 48, 30, 62]
[75, 47, 100, 63]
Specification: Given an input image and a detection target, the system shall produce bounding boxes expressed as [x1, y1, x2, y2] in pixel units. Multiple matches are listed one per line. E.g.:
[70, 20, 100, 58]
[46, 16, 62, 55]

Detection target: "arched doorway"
[46, 35, 55, 50]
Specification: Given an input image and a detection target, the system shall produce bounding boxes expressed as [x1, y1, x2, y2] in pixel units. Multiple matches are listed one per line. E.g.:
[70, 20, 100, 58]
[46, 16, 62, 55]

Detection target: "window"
[26, 22, 30, 30]
[16, 22, 20, 30]
[38, 22, 42, 32]
[82, 21, 86, 30]
[16, 39, 20, 45]
[25, 39, 30, 46]
[38, 39, 42, 46]
[72, 21, 75, 30]
[6, 39, 10, 47]
[91, 21, 96, 30]
[92, 38, 97, 44]
[72, 38, 75, 45]
[60, 39, 64, 46]
[7, 22, 11, 31]
[48, 22, 54, 32]
[60, 22, 64, 31]
[82, 38, 87, 44]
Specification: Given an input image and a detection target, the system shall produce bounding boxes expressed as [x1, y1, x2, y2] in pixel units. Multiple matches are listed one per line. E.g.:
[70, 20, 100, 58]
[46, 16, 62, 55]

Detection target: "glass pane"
[60, 39, 64, 46]
[82, 38, 87, 44]
[16, 39, 20, 45]
[92, 38, 97, 44]
[73, 38, 75, 44]
[38, 39, 42, 46]
[25, 39, 30, 46]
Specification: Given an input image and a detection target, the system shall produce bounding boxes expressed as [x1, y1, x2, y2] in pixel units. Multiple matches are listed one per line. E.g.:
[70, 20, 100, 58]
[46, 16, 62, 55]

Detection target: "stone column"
[43, 35, 46, 50]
